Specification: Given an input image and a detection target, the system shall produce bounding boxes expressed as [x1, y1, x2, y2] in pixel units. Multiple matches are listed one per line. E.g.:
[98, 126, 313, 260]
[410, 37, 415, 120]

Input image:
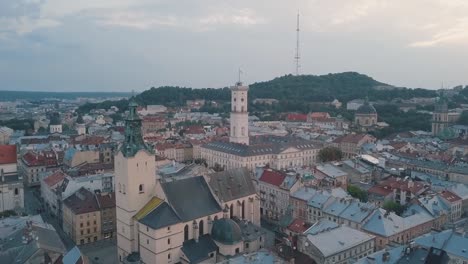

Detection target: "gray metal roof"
[208, 168, 256, 203]
[139, 202, 181, 230]
[161, 176, 222, 221]
[181, 234, 218, 263]
[202, 135, 319, 157]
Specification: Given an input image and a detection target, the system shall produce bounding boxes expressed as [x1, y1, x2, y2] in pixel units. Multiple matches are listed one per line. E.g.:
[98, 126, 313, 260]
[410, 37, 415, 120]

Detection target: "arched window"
[241, 127, 245, 136]
[241, 201, 245, 219]
[230, 204, 234, 219]
[118, 183, 122, 193]
[232, 127, 236, 136]
[241, 106, 244, 112]
[122, 184, 126, 194]
[199, 220, 204, 236]
[139, 184, 144, 193]
[14, 188, 19, 196]
[184, 225, 189, 241]
[214, 215, 218, 220]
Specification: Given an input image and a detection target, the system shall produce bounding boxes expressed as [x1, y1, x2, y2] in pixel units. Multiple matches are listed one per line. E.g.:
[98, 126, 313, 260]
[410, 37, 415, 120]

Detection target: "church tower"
[230, 81, 249, 145]
[116, 99, 156, 262]
[432, 95, 449, 136]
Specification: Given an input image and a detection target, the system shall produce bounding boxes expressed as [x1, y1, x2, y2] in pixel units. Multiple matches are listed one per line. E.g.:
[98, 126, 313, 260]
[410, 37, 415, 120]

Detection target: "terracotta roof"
[309, 112, 330, 119]
[439, 190, 462, 203]
[287, 218, 311, 234]
[185, 125, 205, 135]
[0, 145, 16, 164]
[43, 171, 66, 187]
[259, 169, 286, 187]
[287, 113, 308, 122]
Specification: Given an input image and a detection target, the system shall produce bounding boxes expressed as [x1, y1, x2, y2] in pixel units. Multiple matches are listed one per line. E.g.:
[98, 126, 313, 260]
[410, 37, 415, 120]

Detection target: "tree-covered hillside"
[77, 72, 437, 113]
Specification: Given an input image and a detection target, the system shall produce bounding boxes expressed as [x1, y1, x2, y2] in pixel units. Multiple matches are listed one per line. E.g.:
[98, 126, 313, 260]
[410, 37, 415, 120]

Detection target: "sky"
[0, 0, 467, 92]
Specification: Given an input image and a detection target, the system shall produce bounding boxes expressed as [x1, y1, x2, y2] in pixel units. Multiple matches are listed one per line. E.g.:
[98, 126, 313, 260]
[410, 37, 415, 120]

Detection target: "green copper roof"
[120, 99, 153, 157]
[211, 218, 242, 245]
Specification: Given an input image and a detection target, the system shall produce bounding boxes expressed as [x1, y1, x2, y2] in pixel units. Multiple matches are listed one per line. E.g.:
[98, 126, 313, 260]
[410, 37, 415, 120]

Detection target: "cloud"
[409, 17, 468, 47]
[95, 11, 178, 30]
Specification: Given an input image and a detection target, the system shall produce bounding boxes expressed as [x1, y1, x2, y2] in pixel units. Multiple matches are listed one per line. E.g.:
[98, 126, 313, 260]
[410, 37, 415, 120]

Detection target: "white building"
[0, 126, 13, 144]
[138, 105, 167, 116]
[230, 82, 249, 145]
[0, 145, 24, 212]
[298, 220, 375, 264]
[116, 100, 263, 264]
[257, 169, 302, 220]
[201, 82, 322, 172]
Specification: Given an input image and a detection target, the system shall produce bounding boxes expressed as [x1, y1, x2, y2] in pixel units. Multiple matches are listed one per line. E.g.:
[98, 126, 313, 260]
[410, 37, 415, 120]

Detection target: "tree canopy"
[318, 147, 343, 162]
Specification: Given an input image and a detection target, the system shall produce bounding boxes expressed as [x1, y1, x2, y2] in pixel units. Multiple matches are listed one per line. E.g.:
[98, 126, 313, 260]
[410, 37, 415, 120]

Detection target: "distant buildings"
[354, 99, 378, 129]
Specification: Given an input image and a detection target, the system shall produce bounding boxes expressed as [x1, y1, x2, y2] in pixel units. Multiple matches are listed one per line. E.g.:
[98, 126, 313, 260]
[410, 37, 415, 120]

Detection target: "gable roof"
[181, 235, 218, 263]
[43, 171, 66, 188]
[259, 169, 286, 187]
[208, 168, 256, 202]
[63, 187, 99, 214]
[139, 202, 181, 230]
[161, 176, 222, 221]
[0, 145, 17, 164]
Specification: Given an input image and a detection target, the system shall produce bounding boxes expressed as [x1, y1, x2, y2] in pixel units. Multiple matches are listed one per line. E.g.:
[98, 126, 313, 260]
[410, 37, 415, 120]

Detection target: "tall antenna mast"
[294, 12, 301, 76]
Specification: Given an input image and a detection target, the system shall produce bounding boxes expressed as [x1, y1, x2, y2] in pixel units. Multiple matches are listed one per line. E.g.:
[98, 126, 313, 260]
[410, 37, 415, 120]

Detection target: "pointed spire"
[120, 99, 153, 157]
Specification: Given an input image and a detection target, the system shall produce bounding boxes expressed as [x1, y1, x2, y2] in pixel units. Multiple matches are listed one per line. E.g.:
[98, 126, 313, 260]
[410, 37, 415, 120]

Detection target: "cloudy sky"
[1, 0, 467, 92]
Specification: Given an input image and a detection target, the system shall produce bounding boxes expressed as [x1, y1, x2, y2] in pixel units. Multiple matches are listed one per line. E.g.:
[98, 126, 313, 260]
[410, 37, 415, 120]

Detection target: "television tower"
[294, 12, 301, 76]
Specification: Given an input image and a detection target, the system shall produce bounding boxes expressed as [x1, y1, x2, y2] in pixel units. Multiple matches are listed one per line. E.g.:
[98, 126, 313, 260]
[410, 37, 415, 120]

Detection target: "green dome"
[356, 101, 376, 115]
[211, 219, 242, 245]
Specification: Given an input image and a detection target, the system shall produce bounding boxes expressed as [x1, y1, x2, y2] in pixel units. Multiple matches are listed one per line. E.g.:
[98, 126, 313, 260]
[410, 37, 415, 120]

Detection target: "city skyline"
[1, 0, 468, 92]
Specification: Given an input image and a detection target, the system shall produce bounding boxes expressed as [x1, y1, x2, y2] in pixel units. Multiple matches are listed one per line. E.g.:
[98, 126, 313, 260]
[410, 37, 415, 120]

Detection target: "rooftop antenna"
[294, 11, 301, 76]
[237, 68, 243, 85]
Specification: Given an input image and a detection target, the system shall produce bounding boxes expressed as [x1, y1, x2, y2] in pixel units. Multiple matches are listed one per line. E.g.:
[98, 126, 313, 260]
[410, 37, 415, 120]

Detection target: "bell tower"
[116, 99, 156, 262]
[229, 80, 249, 145]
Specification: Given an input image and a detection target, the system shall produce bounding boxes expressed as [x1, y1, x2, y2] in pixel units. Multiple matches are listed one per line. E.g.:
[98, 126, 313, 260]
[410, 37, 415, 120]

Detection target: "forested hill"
[77, 72, 437, 113]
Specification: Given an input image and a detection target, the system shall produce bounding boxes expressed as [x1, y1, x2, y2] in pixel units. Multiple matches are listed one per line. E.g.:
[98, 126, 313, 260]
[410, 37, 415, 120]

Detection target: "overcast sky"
[1, 0, 467, 92]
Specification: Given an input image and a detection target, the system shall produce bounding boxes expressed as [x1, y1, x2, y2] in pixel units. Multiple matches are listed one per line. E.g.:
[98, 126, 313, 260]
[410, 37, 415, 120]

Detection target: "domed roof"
[356, 100, 376, 115]
[49, 112, 61, 125]
[211, 218, 242, 245]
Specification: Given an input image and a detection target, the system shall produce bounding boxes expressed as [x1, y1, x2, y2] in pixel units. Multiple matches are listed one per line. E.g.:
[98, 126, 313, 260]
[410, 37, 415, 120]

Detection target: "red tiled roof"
[287, 113, 307, 122]
[439, 190, 462, 203]
[287, 218, 311, 234]
[259, 169, 286, 187]
[43, 171, 66, 187]
[0, 145, 16, 164]
[185, 125, 205, 135]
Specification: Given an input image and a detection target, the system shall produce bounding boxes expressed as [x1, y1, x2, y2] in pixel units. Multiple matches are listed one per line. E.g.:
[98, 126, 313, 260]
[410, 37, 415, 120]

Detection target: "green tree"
[382, 201, 405, 216]
[457, 111, 468, 125]
[318, 147, 343, 162]
[347, 185, 368, 202]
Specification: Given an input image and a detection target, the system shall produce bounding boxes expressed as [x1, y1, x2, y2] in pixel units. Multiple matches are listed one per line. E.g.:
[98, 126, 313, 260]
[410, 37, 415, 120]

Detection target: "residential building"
[62, 188, 102, 245]
[96, 191, 116, 239]
[19, 150, 61, 186]
[257, 169, 302, 220]
[414, 229, 468, 263]
[0, 145, 24, 212]
[0, 126, 13, 144]
[332, 134, 376, 159]
[40, 170, 66, 216]
[361, 208, 434, 250]
[298, 220, 375, 264]
[438, 190, 462, 222]
[142, 116, 166, 134]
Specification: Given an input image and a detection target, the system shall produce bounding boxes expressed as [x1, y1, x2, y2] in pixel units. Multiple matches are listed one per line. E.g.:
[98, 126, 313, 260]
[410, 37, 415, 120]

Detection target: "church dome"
[356, 101, 376, 115]
[49, 113, 61, 125]
[211, 218, 242, 245]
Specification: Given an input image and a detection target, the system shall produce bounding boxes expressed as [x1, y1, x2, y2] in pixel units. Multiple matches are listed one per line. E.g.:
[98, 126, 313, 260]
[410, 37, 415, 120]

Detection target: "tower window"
[139, 184, 144, 193]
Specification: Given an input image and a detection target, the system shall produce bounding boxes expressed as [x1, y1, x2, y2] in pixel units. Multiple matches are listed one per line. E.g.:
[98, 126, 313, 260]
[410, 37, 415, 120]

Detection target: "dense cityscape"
[2, 1, 468, 264]
[1, 77, 468, 264]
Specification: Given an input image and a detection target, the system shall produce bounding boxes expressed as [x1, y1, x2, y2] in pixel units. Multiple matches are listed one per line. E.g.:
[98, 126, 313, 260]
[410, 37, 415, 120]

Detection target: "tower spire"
[121, 100, 152, 157]
[294, 11, 301, 76]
